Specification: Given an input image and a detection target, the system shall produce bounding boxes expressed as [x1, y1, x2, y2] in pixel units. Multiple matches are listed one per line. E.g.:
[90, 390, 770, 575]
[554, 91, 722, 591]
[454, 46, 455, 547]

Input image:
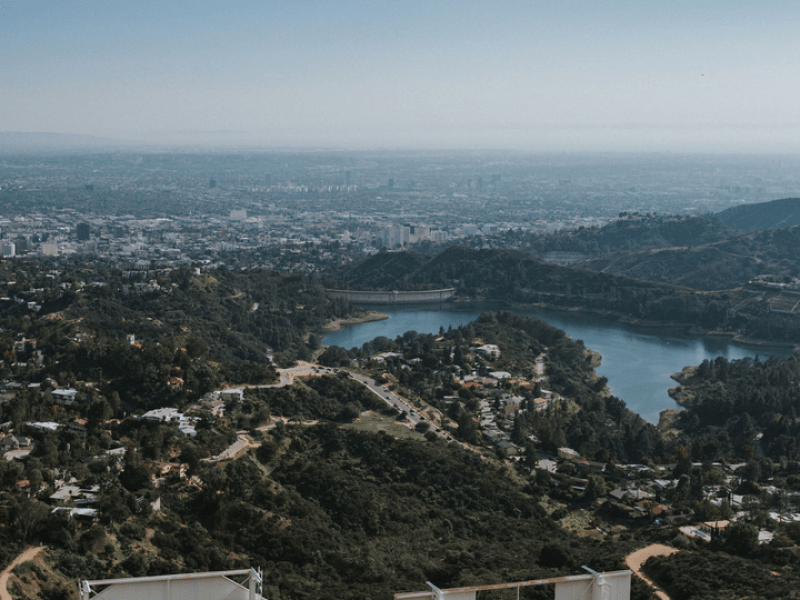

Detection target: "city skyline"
[3, 0, 800, 153]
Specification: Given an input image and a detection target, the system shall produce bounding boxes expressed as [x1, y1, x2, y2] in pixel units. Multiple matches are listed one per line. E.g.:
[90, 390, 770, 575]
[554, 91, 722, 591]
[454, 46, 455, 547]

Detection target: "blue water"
[322, 306, 793, 424]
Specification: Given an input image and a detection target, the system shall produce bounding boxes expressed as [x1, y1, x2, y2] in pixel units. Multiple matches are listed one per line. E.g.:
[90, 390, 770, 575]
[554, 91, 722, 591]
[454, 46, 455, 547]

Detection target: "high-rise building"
[77, 222, 91, 241]
[1, 242, 15, 257]
[382, 226, 410, 248]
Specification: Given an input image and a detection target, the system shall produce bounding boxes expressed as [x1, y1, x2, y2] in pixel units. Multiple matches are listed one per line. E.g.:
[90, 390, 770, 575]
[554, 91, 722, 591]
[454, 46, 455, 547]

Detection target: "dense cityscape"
[2, 151, 799, 273]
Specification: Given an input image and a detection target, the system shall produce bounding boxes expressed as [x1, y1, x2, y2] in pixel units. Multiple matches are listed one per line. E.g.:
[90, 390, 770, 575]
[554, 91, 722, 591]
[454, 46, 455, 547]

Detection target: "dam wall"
[326, 288, 456, 305]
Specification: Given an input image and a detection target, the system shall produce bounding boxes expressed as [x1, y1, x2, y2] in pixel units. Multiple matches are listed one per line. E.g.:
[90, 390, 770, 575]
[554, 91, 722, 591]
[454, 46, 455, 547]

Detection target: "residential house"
[220, 388, 244, 403]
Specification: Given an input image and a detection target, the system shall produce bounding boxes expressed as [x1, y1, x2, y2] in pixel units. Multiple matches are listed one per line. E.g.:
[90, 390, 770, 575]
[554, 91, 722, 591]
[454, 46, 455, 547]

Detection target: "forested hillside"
[0, 302, 662, 600]
[331, 245, 800, 345]
[493, 213, 800, 291]
[0, 260, 798, 600]
[576, 245, 758, 290]
[333, 245, 673, 299]
[715, 197, 800, 231]
[574, 224, 800, 290]
[526, 216, 736, 257]
[668, 352, 800, 463]
[437, 199, 800, 291]
[0, 263, 355, 413]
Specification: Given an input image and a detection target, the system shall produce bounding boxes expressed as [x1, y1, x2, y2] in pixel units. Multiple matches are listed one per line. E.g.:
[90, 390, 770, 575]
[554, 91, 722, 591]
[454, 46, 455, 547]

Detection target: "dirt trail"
[0, 545, 46, 600]
[624, 544, 679, 600]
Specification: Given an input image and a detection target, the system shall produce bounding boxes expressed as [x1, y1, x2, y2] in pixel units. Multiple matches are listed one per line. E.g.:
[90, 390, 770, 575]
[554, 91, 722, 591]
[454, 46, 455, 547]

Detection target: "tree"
[97, 482, 132, 525]
[180, 440, 204, 474]
[119, 449, 151, 492]
[693, 499, 720, 522]
[87, 397, 113, 429]
[539, 542, 573, 569]
[109, 391, 122, 416]
[740, 459, 762, 483]
[122, 551, 149, 577]
[584, 474, 607, 502]
[185, 336, 209, 359]
[457, 412, 479, 444]
[336, 404, 361, 422]
[15, 497, 50, 544]
[27, 468, 43, 498]
[717, 521, 758, 557]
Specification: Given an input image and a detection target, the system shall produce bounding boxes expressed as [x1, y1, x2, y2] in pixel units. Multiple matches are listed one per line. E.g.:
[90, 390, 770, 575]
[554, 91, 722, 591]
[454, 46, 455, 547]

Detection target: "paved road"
[534, 354, 545, 382]
[347, 371, 455, 442]
[235, 361, 457, 443]
[202, 434, 251, 462]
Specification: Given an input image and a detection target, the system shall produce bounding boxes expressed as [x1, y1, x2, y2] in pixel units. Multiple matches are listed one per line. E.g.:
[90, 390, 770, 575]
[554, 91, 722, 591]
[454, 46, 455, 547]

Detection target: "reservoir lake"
[321, 305, 793, 424]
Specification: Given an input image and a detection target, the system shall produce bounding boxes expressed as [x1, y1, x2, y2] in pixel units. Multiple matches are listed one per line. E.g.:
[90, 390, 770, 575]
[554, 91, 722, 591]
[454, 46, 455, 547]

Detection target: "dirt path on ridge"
[0, 545, 46, 600]
[624, 544, 679, 600]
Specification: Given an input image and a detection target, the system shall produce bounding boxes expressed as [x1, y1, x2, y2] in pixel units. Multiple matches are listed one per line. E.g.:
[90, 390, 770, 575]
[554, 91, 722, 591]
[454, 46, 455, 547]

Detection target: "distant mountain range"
[0, 131, 131, 154]
[0, 130, 300, 153]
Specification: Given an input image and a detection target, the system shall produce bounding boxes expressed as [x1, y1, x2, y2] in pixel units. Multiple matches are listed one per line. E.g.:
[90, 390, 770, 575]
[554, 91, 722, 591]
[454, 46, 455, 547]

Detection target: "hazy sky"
[3, 0, 800, 152]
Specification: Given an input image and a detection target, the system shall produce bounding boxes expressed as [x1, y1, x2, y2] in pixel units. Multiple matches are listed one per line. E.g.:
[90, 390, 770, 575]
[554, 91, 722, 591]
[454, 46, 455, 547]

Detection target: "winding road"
[624, 544, 679, 600]
[0, 545, 46, 600]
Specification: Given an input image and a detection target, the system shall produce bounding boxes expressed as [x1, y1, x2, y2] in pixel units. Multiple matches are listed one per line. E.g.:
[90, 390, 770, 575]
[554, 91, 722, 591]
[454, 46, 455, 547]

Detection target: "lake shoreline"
[328, 298, 797, 354]
[500, 300, 798, 352]
[322, 304, 793, 425]
[321, 311, 389, 332]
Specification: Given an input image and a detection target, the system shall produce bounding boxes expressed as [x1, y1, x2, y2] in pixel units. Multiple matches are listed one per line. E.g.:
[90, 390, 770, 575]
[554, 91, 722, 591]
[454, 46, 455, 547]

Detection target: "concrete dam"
[326, 288, 456, 305]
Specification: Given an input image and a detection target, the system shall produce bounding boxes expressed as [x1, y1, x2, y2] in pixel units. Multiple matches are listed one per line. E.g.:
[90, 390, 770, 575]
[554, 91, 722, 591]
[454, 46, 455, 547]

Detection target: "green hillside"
[715, 197, 800, 231]
[0, 258, 799, 599]
[332, 245, 800, 346]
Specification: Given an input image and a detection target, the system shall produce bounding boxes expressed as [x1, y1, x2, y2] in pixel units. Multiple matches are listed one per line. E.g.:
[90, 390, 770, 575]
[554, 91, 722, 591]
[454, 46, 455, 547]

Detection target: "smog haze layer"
[3, 0, 800, 153]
